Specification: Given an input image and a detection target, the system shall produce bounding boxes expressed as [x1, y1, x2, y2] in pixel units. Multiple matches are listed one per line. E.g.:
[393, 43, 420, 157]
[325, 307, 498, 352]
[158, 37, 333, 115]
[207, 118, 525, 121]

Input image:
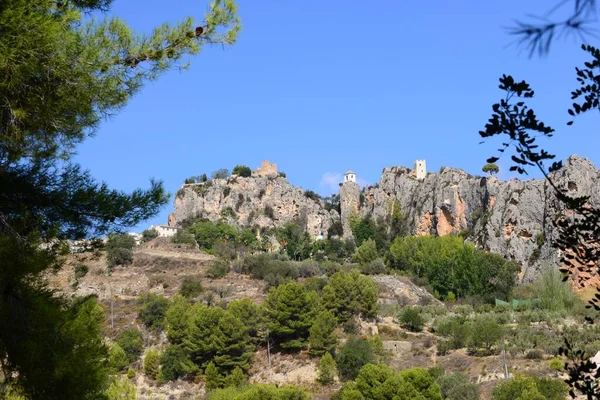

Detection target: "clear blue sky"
[74, 0, 600, 232]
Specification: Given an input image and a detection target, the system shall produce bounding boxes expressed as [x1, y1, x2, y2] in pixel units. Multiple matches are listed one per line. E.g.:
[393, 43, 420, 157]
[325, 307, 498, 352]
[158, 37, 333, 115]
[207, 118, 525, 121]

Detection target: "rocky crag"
[169, 156, 600, 285]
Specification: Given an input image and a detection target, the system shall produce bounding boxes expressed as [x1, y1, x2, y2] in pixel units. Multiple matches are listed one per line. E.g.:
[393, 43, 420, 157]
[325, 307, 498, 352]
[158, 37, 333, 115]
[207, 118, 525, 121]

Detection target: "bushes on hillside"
[492, 374, 567, 400]
[352, 238, 378, 265]
[238, 253, 299, 287]
[116, 328, 144, 364]
[179, 277, 203, 299]
[141, 228, 159, 242]
[389, 235, 519, 299]
[334, 363, 443, 399]
[138, 293, 169, 331]
[336, 338, 375, 381]
[207, 384, 311, 400]
[437, 373, 480, 400]
[309, 310, 338, 356]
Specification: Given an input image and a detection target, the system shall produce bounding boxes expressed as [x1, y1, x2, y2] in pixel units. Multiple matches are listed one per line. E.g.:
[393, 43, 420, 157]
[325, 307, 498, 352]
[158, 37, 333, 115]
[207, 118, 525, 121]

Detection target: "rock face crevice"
[171, 155, 600, 283]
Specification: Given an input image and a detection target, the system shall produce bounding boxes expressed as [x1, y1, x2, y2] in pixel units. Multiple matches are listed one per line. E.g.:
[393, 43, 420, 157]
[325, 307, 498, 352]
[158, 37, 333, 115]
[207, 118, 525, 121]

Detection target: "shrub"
[232, 165, 252, 177]
[336, 338, 374, 381]
[437, 373, 480, 400]
[317, 353, 337, 385]
[434, 316, 471, 350]
[240, 253, 299, 287]
[106, 233, 136, 269]
[398, 306, 426, 332]
[468, 316, 503, 355]
[492, 374, 567, 400]
[361, 258, 388, 275]
[159, 345, 189, 382]
[171, 230, 196, 245]
[305, 190, 321, 201]
[138, 293, 170, 331]
[264, 205, 275, 219]
[352, 238, 378, 266]
[549, 357, 563, 371]
[211, 168, 230, 180]
[108, 343, 129, 373]
[105, 376, 137, 400]
[298, 259, 321, 278]
[141, 228, 159, 242]
[533, 265, 577, 312]
[208, 259, 230, 278]
[144, 349, 161, 380]
[179, 276, 203, 299]
[213, 239, 237, 260]
[74, 264, 89, 280]
[116, 328, 144, 364]
[327, 221, 344, 238]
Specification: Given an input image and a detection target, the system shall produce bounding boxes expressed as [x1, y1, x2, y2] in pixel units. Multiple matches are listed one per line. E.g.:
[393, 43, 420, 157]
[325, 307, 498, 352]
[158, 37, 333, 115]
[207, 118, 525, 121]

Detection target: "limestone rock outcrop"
[170, 155, 600, 283]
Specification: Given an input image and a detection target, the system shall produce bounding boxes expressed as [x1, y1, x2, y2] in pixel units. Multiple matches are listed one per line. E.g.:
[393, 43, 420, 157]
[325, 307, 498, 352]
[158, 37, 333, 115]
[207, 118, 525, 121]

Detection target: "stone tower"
[344, 170, 356, 183]
[414, 160, 426, 180]
[340, 170, 360, 239]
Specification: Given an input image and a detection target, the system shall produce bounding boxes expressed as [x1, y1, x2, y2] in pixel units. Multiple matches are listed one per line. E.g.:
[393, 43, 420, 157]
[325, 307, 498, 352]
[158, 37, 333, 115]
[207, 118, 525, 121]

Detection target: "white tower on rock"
[344, 170, 356, 183]
[414, 160, 426, 180]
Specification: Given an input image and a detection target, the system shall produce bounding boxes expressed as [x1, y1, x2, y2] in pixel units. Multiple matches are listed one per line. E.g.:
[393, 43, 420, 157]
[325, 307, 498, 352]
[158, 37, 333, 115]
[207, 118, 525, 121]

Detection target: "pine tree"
[317, 353, 337, 385]
[225, 366, 248, 388]
[309, 310, 338, 356]
[204, 361, 224, 390]
[166, 295, 193, 345]
[265, 281, 321, 350]
[0, 1, 240, 398]
[144, 349, 161, 380]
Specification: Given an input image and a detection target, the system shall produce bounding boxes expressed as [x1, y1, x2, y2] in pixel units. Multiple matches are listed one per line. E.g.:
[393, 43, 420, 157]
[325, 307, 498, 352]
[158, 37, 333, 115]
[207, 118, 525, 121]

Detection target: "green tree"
[468, 316, 503, 354]
[208, 384, 312, 400]
[492, 374, 567, 400]
[188, 220, 239, 251]
[205, 361, 225, 390]
[116, 328, 144, 364]
[309, 310, 338, 356]
[227, 298, 265, 344]
[184, 305, 253, 376]
[208, 259, 230, 278]
[225, 366, 248, 388]
[349, 215, 376, 247]
[482, 163, 500, 176]
[212, 169, 231, 180]
[108, 343, 129, 373]
[0, 0, 239, 396]
[317, 353, 338, 385]
[336, 338, 374, 381]
[144, 349, 161, 380]
[437, 373, 480, 400]
[138, 293, 170, 331]
[106, 233, 137, 269]
[141, 229, 159, 242]
[352, 238, 378, 266]
[232, 165, 252, 177]
[323, 270, 378, 322]
[398, 306, 426, 332]
[278, 222, 312, 261]
[399, 367, 443, 400]
[166, 295, 193, 344]
[159, 345, 189, 382]
[265, 281, 321, 350]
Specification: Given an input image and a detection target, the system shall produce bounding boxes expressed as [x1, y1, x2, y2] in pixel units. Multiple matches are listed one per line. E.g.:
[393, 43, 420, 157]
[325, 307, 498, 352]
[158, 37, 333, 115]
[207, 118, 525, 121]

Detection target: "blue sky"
[74, 0, 600, 232]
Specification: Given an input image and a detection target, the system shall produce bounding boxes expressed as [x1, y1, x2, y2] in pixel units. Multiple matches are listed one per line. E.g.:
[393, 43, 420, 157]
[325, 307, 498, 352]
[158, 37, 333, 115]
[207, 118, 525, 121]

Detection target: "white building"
[414, 160, 426, 180]
[344, 170, 357, 183]
[149, 225, 178, 238]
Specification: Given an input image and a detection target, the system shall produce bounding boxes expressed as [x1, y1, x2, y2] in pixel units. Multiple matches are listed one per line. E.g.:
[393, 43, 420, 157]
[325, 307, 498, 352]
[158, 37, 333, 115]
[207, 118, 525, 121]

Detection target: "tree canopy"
[0, 0, 240, 397]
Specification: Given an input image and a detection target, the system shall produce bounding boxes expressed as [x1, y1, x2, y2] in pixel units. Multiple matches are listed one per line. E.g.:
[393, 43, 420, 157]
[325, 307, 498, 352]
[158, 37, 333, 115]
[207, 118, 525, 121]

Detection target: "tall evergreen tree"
[265, 281, 321, 350]
[0, 0, 240, 398]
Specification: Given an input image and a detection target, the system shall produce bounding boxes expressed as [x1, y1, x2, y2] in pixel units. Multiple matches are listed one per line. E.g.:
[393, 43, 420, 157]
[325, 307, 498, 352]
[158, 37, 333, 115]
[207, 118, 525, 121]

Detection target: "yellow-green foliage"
[144, 349, 161, 380]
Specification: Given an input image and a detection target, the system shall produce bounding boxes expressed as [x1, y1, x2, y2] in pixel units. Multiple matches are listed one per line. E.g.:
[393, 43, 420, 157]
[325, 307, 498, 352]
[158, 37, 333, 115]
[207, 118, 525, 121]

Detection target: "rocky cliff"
[170, 156, 600, 284]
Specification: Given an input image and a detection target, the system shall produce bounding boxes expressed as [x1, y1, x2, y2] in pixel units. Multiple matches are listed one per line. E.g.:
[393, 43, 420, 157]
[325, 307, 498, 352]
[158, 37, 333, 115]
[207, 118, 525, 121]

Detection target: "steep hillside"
[170, 156, 600, 284]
